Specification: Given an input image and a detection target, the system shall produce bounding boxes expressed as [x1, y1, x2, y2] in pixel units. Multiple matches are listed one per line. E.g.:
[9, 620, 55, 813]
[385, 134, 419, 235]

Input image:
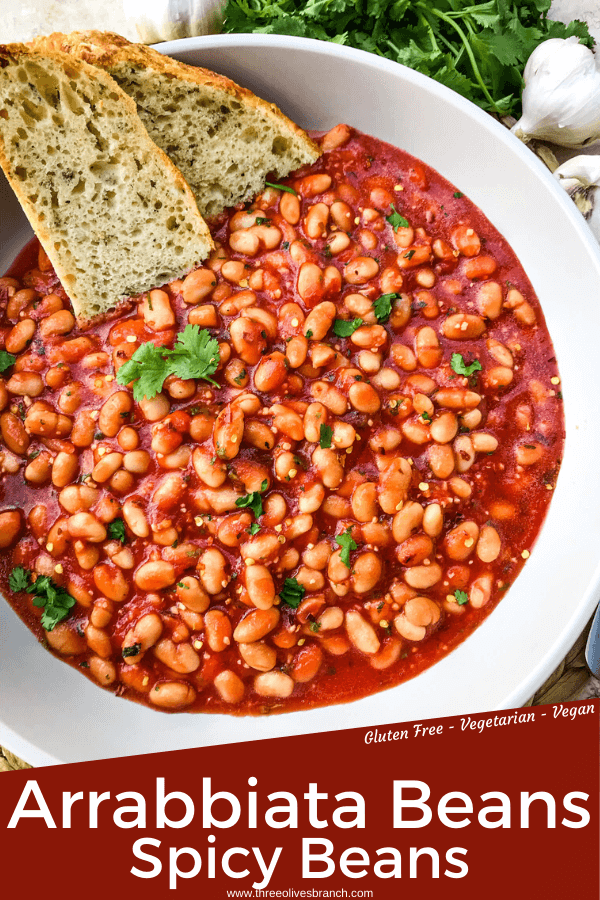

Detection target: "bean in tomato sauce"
[0, 123, 564, 713]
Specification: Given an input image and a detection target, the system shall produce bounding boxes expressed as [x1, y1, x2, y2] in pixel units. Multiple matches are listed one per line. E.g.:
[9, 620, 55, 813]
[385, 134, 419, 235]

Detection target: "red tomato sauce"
[0, 125, 564, 714]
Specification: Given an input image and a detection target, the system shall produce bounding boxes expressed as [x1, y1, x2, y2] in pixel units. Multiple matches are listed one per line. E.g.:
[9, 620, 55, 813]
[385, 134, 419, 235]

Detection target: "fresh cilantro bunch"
[116, 325, 220, 400]
[222, 0, 593, 116]
[9, 567, 76, 631]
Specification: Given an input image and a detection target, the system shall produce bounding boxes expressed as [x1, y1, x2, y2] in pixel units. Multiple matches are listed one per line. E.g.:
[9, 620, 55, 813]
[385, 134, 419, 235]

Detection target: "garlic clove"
[553, 155, 600, 218]
[123, 0, 226, 45]
[512, 37, 600, 148]
[554, 155, 600, 188]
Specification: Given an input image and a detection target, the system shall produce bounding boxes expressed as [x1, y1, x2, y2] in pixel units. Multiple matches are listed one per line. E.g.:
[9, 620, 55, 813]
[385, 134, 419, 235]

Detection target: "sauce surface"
[0, 124, 564, 714]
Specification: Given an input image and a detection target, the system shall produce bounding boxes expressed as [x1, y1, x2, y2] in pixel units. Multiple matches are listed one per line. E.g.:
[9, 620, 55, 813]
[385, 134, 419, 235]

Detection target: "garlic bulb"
[512, 37, 600, 148]
[123, 0, 225, 44]
[553, 155, 600, 217]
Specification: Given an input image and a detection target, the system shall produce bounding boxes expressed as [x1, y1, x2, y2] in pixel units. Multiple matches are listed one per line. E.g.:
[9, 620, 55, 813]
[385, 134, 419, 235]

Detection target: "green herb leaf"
[222, 0, 592, 119]
[9, 566, 30, 592]
[107, 518, 127, 544]
[265, 181, 298, 195]
[27, 574, 77, 631]
[450, 352, 482, 377]
[453, 191, 463, 198]
[248, 523, 260, 536]
[167, 325, 220, 385]
[116, 341, 174, 401]
[333, 317, 363, 337]
[116, 326, 220, 400]
[336, 527, 358, 568]
[309, 620, 321, 633]
[373, 292, 399, 323]
[319, 424, 333, 448]
[0, 350, 16, 372]
[122, 643, 141, 658]
[235, 479, 269, 518]
[279, 577, 305, 608]
[386, 204, 409, 232]
[454, 589, 469, 605]
[255, 217, 272, 226]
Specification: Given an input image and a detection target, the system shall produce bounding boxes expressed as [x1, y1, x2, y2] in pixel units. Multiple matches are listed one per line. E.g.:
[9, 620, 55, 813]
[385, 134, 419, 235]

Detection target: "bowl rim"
[1, 32, 599, 767]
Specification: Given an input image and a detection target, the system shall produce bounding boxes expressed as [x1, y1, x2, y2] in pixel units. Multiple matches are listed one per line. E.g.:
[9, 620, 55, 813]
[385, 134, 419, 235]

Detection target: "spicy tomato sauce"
[0, 124, 564, 714]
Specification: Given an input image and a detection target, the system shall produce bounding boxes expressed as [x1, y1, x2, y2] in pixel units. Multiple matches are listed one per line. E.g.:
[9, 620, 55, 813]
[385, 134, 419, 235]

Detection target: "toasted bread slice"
[33, 31, 321, 218]
[0, 43, 213, 321]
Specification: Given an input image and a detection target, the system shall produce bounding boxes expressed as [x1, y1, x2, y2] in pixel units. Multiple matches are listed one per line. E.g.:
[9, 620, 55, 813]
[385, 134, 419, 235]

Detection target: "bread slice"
[33, 31, 321, 218]
[0, 43, 213, 321]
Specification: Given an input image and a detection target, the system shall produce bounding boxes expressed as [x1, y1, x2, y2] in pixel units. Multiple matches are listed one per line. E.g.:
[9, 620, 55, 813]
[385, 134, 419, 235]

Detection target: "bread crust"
[32, 31, 321, 165]
[0, 42, 213, 321]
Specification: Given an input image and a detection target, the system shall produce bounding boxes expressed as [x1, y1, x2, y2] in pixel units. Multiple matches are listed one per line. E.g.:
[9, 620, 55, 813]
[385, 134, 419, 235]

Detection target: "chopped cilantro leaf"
[336, 527, 358, 568]
[122, 643, 141, 658]
[0, 350, 16, 372]
[319, 424, 333, 449]
[248, 523, 260, 536]
[373, 292, 400, 323]
[116, 325, 220, 400]
[386, 204, 409, 232]
[421, 411, 432, 423]
[454, 589, 469, 605]
[265, 181, 297, 196]
[403, 249, 416, 260]
[19, 572, 77, 631]
[9, 566, 30, 592]
[279, 577, 305, 608]
[235, 479, 268, 518]
[107, 518, 127, 544]
[309, 621, 321, 633]
[454, 192, 463, 198]
[450, 352, 482, 377]
[255, 217, 272, 226]
[333, 317, 362, 337]
[116, 341, 171, 401]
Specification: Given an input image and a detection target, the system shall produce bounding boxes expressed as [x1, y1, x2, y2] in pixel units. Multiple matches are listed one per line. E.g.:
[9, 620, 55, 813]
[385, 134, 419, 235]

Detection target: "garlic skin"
[512, 37, 600, 148]
[553, 154, 600, 217]
[123, 0, 225, 44]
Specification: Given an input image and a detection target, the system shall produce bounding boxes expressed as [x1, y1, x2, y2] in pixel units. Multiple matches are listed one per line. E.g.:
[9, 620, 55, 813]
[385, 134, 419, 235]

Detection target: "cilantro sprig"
[336, 527, 358, 568]
[279, 577, 305, 608]
[450, 352, 482, 377]
[454, 589, 469, 605]
[333, 318, 362, 338]
[386, 205, 409, 232]
[222, 0, 592, 117]
[373, 293, 400, 324]
[9, 567, 76, 631]
[235, 479, 269, 519]
[116, 325, 220, 400]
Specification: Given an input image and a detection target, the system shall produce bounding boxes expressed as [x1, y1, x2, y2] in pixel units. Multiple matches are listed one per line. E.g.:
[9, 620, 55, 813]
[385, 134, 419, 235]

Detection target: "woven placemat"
[1, 619, 595, 771]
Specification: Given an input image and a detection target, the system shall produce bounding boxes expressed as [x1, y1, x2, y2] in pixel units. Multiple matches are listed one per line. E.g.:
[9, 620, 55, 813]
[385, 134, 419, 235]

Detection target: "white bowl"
[2, 34, 600, 766]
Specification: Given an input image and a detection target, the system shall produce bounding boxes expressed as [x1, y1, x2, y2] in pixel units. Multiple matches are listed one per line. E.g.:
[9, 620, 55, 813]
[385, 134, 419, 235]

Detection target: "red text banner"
[1, 700, 598, 898]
